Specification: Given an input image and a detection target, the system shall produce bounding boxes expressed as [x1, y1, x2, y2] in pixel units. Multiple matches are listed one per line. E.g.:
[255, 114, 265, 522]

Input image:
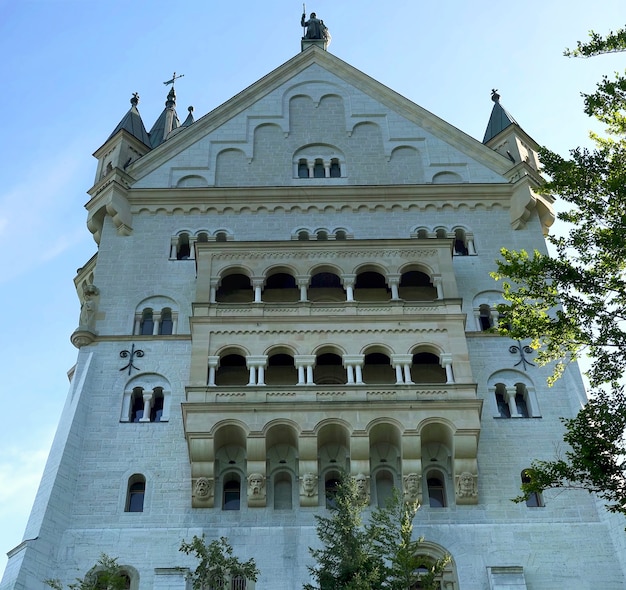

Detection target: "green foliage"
[45, 554, 129, 590]
[367, 488, 449, 590]
[492, 26, 626, 517]
[516, 388, 626, 514]
[179, 535, 259, 590]
[305, 475, 446, 590]
[304, 473, 384, 590]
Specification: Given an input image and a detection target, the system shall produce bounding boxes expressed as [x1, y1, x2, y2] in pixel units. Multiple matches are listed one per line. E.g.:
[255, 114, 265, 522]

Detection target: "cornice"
[127, 183, 512, 215]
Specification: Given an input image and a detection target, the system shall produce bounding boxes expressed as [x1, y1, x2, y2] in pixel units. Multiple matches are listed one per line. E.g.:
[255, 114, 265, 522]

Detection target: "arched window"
[309, 272, 345, 302]
[231, 575, 247, 590]
[330, 158, 341, 177]
[410, 352, 446, 383]
[298, 230, 310, 241]
[94, 571, 131, 590]
[223, 476, 241, 511]
[263, 273, 298, 303]
[479, 304, 493, 331]
[176, 233, 191, 260]
[298, 159, 309, 178]
[362, 352, 394, 384]
[399, 271, 436, 301]
[265, 353, 297, 386]
[516, 392, 529, 417]
[495, 384, 511, 418]
[335, 229, 347, 240]
[354, 271, 390, 302]
[126, 475, 145, 512]
[316, 230, 328, 241]
[426, 472, 447, 508]
[159, 308, 173, 335]
[453, 228, 469, 256]
[375, 470, 394, 508]
[521, 470, 543, 507]
[314, 353, 346, 384]
[216, 231, 228, 242]
[216, 274, 253, 303]
[313, 158, 325, 178]
[215, 354, 248, 386]
[150, 388, 164, 422]
[130, 388, 144, 422]
[273, 472, 293, 510]
[325, 474, 340, 509]
[140, 309, 154, 335]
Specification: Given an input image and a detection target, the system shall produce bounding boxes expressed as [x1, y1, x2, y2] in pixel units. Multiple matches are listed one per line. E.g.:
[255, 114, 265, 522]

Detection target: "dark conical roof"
[181, 106, 195, 127]
[107, 93, 151, 146]
[483, 89, 518, 143]
[148, 87, 180, 148]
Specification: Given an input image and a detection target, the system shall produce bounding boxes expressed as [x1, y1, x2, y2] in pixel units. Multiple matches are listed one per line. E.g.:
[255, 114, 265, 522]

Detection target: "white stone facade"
[2, 46, 624, 590]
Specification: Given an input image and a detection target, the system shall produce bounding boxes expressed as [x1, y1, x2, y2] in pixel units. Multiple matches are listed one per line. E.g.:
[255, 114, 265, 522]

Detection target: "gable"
[129, 48, 511, 190]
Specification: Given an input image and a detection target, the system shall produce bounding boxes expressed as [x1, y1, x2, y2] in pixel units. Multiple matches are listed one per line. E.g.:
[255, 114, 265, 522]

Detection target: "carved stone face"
[458, 472, 475, 496]
[302, 473, 318, 495]
[405, 473, 420, 496]
[195, 477, 212, 498]
[248, 473, 264, 495]
[355, 473, 367, 490]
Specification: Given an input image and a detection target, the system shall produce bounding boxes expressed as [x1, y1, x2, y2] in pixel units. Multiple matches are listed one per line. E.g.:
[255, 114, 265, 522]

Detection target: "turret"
[148, 86, 180, 148]
[483, 89, 542, 177]
[92, 93, 151, 185]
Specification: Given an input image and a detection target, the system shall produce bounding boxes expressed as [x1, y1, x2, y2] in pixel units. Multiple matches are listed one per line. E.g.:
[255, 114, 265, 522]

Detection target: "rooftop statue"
[301, 11, 329, 43]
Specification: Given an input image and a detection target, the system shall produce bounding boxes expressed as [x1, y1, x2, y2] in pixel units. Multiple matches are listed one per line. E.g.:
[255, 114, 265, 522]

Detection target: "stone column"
[440, 353, 454, 384]
[388, 274, 401, 300]
[343, 275, 356, 302]
[247, 356, 267, 386]
[297, 277, 309, 302]
[207, 356, 219, 386]
[392, 354, 413, 385]
[433, 275, 443, 299]
[139, 391, 153, 422]
[252, 279, 263, 303]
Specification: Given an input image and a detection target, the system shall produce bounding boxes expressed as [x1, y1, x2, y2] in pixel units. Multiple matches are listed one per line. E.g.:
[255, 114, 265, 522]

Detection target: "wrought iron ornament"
[509, 341, 535, 371]
[119, 343, 145, 375]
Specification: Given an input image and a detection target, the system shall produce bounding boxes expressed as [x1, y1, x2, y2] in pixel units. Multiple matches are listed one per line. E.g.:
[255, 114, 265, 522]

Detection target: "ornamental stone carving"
[299, 472, 319, 507]
[455, 471, 478, 504]
[192, 477, 214, 508]
[247, 473, 266, 507]
[353, 473, 370, 505]
[403, 472, 422, 502]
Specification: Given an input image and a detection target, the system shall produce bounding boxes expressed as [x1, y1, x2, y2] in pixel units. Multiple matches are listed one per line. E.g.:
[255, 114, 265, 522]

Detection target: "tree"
[45, 554, 130, 590]
[304, 473, 384, 590]
[179, 535, 259, 590]
[305, 474, 447, 590]
[492, 26, 626, 515]
[367, 488, 449, 590]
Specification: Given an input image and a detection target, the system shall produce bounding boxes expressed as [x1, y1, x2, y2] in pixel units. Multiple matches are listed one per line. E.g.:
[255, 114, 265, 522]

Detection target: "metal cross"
[163, 72, 184, 86]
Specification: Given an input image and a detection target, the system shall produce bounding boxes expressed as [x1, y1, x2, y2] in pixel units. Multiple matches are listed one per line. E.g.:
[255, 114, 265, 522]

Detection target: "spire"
[148, 86, 181, 148]
[106, 93, 151, 146]
[482, 89, 518, 144]
[181, 106, 195, 127]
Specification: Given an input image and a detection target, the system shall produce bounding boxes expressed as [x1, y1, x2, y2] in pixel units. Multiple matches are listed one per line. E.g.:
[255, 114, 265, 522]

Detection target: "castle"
[2, 30, 625, 590]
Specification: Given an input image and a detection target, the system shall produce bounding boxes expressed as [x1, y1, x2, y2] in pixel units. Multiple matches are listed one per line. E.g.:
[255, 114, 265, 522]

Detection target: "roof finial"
[491, 89, 500, 103]
[166, 86, 176, 108]
[130, 92, 139, 107]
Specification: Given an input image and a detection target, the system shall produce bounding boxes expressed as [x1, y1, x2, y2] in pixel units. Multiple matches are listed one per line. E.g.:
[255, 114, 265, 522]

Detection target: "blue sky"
[0, 0, 623, 576]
